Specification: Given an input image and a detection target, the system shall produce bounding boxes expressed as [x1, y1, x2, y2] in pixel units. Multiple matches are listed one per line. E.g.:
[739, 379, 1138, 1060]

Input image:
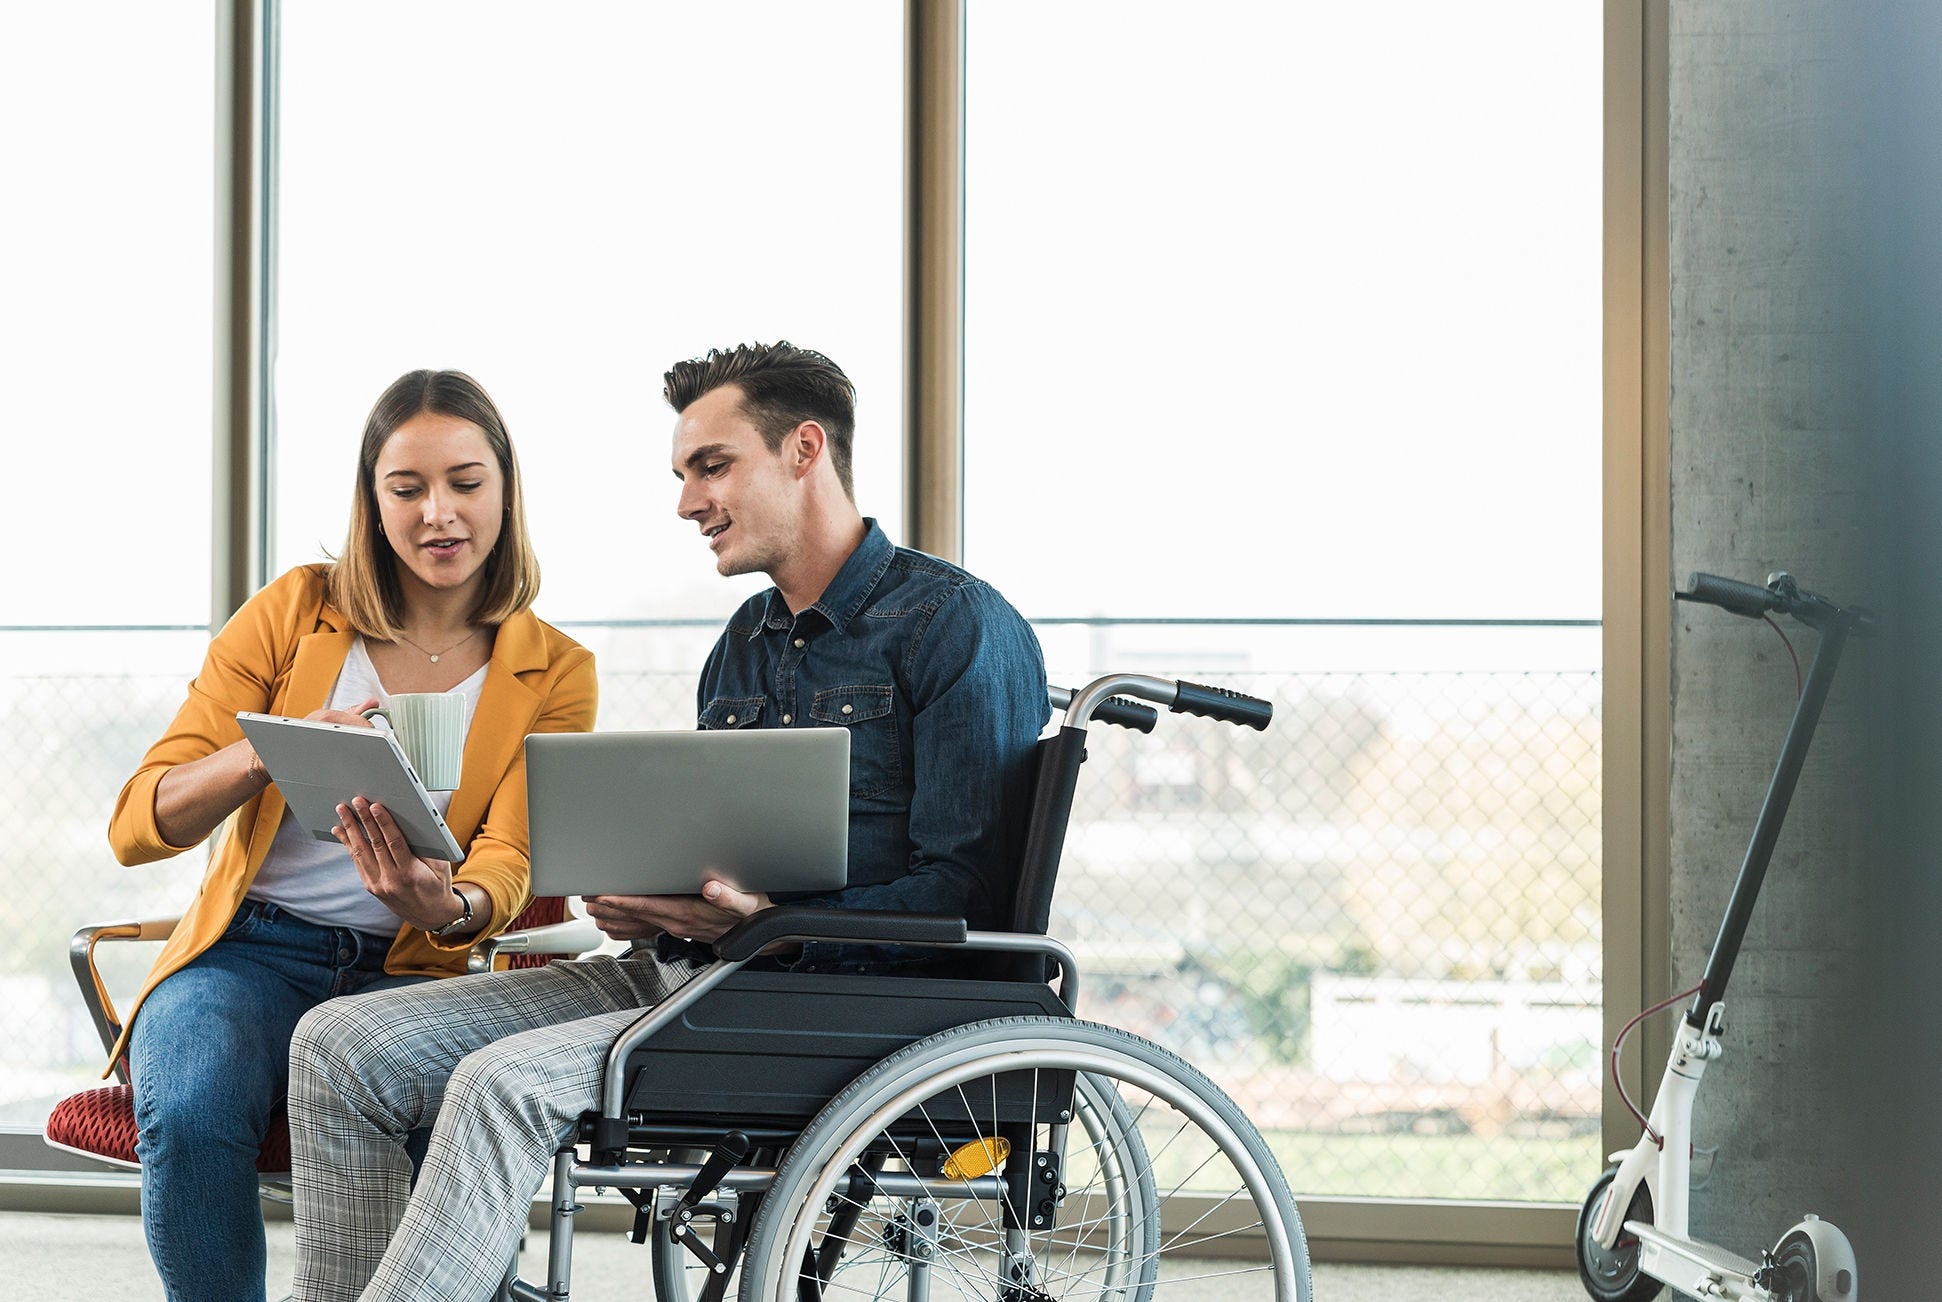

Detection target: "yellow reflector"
[942, 1136, 1010, 1180]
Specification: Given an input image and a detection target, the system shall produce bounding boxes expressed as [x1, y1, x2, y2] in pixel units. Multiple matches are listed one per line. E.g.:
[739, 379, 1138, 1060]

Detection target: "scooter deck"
[1628, 1221, 1768, 1300]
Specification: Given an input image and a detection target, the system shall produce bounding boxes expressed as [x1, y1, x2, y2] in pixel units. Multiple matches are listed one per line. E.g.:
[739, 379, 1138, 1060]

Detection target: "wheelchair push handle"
[1061, 672, 1273, 732]
[1171, 680, 1274, 731]
[1048, 685, 1157, 733]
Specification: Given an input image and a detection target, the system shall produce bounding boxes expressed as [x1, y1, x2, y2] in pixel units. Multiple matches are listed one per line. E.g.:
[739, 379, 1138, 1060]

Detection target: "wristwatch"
[427, 886, 473, 937]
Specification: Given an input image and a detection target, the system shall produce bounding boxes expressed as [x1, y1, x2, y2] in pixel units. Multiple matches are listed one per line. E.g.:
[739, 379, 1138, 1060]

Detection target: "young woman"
[106, 370, 596, 1302]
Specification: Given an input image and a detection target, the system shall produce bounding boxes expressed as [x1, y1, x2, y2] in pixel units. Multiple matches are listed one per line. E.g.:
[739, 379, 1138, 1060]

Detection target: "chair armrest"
[70, 917, 181, 1064]
[466, 916, 605, 974]
[714, 907, 968, 962]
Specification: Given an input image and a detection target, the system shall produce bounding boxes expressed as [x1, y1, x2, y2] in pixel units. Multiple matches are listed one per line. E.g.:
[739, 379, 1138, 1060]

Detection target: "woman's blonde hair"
[327, 369, 541, 640]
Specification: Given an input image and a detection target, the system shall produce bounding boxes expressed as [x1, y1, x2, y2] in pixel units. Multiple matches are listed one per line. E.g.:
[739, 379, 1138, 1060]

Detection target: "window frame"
[0, 0, 1669, 1271]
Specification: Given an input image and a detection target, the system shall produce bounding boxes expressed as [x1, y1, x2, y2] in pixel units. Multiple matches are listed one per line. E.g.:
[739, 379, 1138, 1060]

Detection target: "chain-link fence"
[1, 625, 1600, 1201]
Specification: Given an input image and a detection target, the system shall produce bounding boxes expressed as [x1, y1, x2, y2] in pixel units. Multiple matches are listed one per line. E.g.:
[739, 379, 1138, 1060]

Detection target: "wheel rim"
[1771, 1239, 1818, 1302]
[1575, 1171, 1654, 1301]
[762, 1034, 1302, 1300]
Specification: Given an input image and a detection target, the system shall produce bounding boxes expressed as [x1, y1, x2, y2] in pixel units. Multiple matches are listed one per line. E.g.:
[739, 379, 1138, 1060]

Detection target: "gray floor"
[1, 1209, 1589, 1300]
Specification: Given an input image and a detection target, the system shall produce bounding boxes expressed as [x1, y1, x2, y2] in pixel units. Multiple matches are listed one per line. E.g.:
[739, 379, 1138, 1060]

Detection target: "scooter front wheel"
[1575, 1167, 1662, 1302]
[1768, 1229, 1844, 1302]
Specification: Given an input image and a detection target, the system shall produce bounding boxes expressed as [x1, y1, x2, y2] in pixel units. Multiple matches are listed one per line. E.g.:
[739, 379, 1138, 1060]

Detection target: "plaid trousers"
[287, 952, 699, 1302]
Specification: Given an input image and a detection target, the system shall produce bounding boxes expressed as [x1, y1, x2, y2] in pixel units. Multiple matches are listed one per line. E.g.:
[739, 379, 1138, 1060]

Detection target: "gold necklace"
[394, 628, 478, 664]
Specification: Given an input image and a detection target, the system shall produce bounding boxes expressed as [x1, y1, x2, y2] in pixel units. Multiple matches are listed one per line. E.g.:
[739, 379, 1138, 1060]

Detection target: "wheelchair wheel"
[650, 1077, 1155, 1301]
[737, 1016, 1311, 1301]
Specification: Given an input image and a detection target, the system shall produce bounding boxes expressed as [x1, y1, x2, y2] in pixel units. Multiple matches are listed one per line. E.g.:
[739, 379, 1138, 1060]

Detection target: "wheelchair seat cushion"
[44, 1084, 292, 1173]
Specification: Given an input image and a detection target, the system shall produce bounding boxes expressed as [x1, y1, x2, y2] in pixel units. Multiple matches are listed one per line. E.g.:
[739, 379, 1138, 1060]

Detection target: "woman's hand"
[149, 700, 382, 850]
[333, 796, 478, 935]
[582, 882, 771, 944]
[308, 697, 380, 728]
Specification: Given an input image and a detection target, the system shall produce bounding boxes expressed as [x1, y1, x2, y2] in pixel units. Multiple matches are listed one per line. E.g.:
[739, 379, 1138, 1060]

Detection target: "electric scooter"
[1576, 571, 1871, 1302]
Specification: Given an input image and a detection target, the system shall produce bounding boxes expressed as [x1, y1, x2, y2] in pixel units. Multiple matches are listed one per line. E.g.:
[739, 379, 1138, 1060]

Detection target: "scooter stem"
[1687, 616, 1850, 1026]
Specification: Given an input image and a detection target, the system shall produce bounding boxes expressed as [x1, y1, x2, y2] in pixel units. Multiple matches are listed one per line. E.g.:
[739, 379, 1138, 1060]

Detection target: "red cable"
[1611, 982, 1702, 1148]
[1610, 607, 1794, 1146]
[1762, 613, 1802, 699]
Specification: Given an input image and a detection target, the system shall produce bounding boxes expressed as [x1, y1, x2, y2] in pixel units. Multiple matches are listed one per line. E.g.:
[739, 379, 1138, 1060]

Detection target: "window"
[274, 0, 905, 662]
[0, 3, 215, 1126]
[965, 0, 1603, 1202]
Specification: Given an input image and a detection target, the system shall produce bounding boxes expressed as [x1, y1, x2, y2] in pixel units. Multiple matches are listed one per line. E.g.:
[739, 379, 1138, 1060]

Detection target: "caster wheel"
[1574, 1167, 1661, 1302]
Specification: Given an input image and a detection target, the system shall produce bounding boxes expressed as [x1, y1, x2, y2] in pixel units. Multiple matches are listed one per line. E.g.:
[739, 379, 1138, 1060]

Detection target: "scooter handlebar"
[1681, 572, 1782, 619]
[1680, 570, 1876, 634]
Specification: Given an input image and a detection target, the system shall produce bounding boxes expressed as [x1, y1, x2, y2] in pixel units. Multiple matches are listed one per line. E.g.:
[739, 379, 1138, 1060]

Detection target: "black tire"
[736, 1016, 1311, 1301]
[1575, 1167, 1661, 1302]
[1769, 1230, 1825, 1302]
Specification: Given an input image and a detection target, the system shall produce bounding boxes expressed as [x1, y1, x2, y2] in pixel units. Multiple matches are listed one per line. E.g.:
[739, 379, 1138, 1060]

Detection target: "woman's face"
[372, 410, 506, 605]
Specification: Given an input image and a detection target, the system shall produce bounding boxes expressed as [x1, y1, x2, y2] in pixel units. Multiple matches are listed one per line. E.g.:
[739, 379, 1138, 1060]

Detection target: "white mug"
[363, 693, 465, 791]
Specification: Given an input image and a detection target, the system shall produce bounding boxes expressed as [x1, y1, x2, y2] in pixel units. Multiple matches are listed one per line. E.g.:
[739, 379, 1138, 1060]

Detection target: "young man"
[287, 342, 1048, 1301]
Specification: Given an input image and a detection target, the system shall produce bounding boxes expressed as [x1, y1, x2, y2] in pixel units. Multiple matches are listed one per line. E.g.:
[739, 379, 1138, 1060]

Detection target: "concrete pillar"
[1667, 4, 1942, 1293]
[1667, 0, 1870, 1262]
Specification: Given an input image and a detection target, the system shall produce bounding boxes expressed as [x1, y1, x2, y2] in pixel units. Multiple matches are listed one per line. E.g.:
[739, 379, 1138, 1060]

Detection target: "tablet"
[524, 728, 850, 897]
[236, 711, 466, 863]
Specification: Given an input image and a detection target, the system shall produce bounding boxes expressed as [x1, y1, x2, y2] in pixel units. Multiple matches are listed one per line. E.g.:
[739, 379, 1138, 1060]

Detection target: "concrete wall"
[1667, 0, 1868, 1256]
[1667, 4, 1941, 1292]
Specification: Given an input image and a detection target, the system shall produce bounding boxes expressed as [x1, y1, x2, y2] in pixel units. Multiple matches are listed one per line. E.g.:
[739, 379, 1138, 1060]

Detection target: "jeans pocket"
[221, 901, 262, 941]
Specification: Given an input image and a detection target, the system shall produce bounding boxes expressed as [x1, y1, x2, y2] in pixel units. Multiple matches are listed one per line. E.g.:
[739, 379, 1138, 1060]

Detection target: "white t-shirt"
[246, 637, 488, 936]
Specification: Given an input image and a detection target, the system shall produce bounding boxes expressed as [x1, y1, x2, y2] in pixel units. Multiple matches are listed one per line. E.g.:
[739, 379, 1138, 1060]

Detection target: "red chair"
[43, 896, 597, 1189]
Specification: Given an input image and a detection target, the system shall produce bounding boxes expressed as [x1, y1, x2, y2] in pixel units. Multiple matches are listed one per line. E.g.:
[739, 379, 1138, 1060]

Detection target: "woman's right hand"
[151, 698, 381, 849]
[306, 697, 380, 728]
[153, 736, 278, 848]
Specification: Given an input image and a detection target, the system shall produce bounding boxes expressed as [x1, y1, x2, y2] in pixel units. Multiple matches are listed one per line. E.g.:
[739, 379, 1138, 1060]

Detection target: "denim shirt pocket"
[699, 696, 766, 729]
[809, 684, 900, 800]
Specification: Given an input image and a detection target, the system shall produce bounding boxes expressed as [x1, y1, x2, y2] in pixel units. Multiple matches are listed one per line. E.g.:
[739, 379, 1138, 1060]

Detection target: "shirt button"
[841, 704, 854, 716]
[725, 713, 737, 724]
[793, 638, 805, 649]
[782, 713, 793, 725]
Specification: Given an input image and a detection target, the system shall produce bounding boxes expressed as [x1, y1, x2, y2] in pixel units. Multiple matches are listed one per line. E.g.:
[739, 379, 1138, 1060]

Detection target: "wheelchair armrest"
[70, 917, 181, 1062]
[714, 908, 968, 962]
[466, 915, 605, 974]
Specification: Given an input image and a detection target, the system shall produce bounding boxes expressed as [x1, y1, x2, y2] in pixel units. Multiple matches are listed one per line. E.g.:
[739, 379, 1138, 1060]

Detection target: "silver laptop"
[525, 728, 851, 897]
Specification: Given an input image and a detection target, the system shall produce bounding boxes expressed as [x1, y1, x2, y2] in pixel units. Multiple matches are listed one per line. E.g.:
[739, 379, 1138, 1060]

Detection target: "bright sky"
[1, 1, 1600, 643]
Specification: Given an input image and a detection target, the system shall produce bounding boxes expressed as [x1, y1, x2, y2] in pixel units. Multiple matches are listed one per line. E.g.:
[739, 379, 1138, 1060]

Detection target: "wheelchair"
[498, 673, 1313, 1302]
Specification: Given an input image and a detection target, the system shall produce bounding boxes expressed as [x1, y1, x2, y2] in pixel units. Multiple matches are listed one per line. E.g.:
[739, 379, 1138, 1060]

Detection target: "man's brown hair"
[664, 341, 858, 500]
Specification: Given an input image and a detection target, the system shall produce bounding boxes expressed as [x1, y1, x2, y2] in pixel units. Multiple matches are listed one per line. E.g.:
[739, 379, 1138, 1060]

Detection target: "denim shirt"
[683, 520, 1048, 972]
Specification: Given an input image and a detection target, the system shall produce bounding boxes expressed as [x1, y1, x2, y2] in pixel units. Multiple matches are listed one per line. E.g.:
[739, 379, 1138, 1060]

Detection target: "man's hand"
[583, 881, 771, 944]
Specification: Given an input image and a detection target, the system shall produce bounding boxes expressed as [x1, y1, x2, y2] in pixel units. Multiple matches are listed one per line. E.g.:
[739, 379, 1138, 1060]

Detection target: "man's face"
[671, 384, 801, 579]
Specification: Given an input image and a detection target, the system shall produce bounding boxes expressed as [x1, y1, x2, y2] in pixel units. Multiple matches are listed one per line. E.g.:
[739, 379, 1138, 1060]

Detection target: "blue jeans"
[129, 898, 429, 1302]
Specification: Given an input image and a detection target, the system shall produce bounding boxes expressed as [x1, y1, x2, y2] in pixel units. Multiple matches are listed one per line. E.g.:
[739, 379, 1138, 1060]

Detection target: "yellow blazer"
[103, 564, 597, 1071]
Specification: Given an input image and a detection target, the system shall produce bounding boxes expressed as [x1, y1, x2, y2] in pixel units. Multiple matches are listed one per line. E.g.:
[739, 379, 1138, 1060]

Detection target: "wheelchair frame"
[497, 674, 1311, 1302]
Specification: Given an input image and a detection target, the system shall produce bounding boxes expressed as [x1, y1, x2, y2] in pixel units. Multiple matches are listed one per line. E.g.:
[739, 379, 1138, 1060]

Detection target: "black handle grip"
[1681, 572, 1781, 619]
[1170, 681, 1273, 731]
[1091, 696, 1159, 733]
[681, 1130, 751, 1207]
[713, 907, 968, 961]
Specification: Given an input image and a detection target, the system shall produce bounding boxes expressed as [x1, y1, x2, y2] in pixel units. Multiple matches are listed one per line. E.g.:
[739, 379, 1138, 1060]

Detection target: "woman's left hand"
[333, 796, 466, 933]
